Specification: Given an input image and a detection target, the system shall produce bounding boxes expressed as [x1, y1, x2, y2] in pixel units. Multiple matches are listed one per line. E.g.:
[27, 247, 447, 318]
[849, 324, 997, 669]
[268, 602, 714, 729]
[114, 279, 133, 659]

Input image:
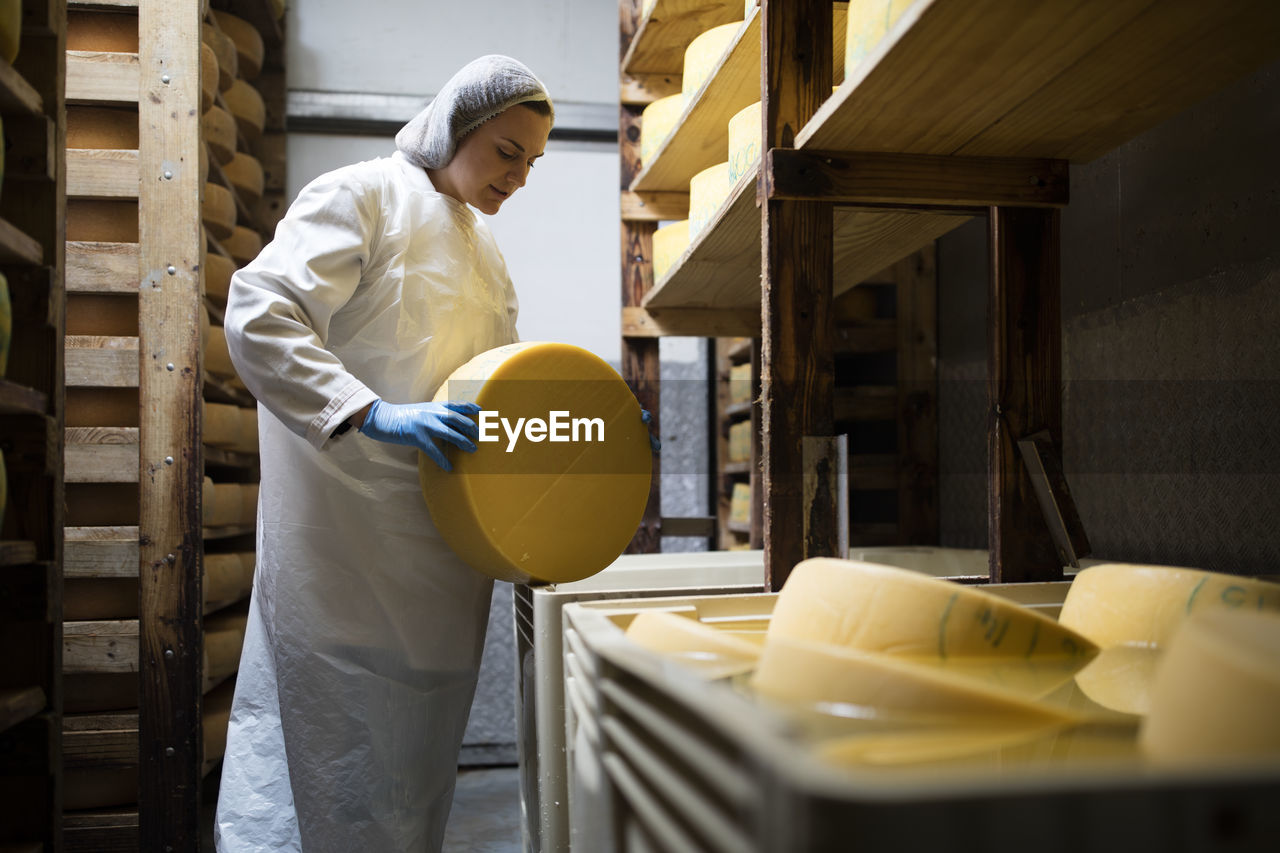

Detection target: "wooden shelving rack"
[619, 0, 1280, 589]
[0, 3, 67, 849]
[58, 1, 284, 848]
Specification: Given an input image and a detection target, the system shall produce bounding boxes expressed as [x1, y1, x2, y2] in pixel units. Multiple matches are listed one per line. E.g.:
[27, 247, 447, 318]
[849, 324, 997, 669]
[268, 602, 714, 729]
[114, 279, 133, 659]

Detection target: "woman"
[215, 56, 554, 852]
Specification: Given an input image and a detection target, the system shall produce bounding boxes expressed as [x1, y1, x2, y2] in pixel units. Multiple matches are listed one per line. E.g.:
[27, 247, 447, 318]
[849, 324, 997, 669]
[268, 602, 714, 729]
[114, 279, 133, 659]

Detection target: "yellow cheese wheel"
[202, 476, 242, 528]
[201, 23, 238, 91]
[728, 481, 751, 526]
[419, 342, 652, 584]
[203, 105, 237, 165]
[200, 42, 219, 114]
[204, 323, 236, 380]
[221, 225, 263, 266]
[688, 161, 730, 238]
[0, 0, 20, 64]
[727, 419, 751, 462]
[770, 558, 1097, 662]
[224, 79, 266, 141]
[204, 608, 248, 687]
[269, 0, 285, 19]
[202, 679, 235, 772]
[202, 182, 236, 241]
[652, 219, 689, 282]
[233, 405, 259, 454]
[728, 362, 752, 404]
[1141, 609, 1280, 764]
[204, 553, 249, 611]
[223, 152, 264, 203]
[240, 483, 259, 525]
[205, 250, 236, 305]
[625, 610, 761, 679]
[727, 101, 760, 185]
[845, 0, 919, 76]
[682, 22, 742, 102]
[211, 11, 265, 80]
[639, 93, 684, 165]
[204, 401, 242, 447]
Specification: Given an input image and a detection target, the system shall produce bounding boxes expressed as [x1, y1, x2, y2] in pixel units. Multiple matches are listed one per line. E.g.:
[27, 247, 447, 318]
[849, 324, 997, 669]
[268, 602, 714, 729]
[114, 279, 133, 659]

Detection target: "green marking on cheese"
[937, 592, 958, 660]
[1185, 576, 1209, 614]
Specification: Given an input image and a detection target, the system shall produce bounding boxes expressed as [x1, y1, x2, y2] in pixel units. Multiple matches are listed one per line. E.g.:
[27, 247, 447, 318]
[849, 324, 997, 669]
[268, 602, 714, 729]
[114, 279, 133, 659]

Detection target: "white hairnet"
[396, 55, 554, 170]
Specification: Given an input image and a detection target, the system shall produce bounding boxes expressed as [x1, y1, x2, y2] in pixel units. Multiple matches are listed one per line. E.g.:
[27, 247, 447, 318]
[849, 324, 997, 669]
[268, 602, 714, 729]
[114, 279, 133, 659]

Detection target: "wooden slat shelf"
[723, 401, 751, 419]
[203, 524, 255, 540]
[0, 58, 44, 116]
[66, 50, 140, 105]
[797, 0, 1280, 163]
[65, 427, 139, 483]
[834, 385, 897, 422]
[64, 336, 139, 388]
[726, 520, 750, 535]
[66, 241, 140, 293]
[0, 378, 49, 415]
[65, 527, 139, 579]
[0, 687, 46, 734]
[0, 541, 40, 567]
[622, 0, 742, 75]
[848, 453, 899, 491]
[204, 375, 256, 407]
[63, 712, 138, 770]
[203, 445, 259, 469]
[66, 149, 140, 200]
[0, 218, 46, 264]
[720, 461, 750, 476]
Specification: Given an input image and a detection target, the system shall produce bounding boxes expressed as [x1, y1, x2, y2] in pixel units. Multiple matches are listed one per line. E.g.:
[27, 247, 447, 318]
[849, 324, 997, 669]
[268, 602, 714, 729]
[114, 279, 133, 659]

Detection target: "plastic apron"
[215, 151, 519, 852]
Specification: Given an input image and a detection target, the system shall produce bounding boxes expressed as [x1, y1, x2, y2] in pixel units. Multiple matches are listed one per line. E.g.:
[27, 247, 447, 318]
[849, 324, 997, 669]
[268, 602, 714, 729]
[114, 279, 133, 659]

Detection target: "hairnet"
[396, 55, 554, 170]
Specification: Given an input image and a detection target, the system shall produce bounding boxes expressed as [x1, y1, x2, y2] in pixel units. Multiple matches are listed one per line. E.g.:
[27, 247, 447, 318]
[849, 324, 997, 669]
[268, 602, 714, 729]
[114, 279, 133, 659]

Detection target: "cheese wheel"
[207, 481, 243, 528]
[1059, 563, 1280, 649]
[204, 401, 242, 447]
[770, 558, 1098, 663]
[203, 106, 237, 165]
[200, 42, 219, 114]
[727, 419, 751, 462]
[202, 182, 236, 241]
[845, 0, 919, 75]
[240, 483, 259, 525]
[688, 161, 730, 238]
[211, 11, 265, 80]
[419, 342, 652, 584]
[205, 323, 236, 380]
[205, 250, 236, 305]
[223, 152, 264, 203]
[682, 23, 741, 102]
[234, 406, 259, 454]
[204, 608, 248, 687]
[727, 101, 760, 185]
[728, 482, 751, 526]
[728, 362, 752, 404]
[625, 611, 761, 679]
[269, 0, 285, 19]
[652, 219, 689, 282]
[202, 679, 235, 771]
[221, 225, 263, 266]
[639, 93, 684, 165]
[67, 106, 139, 150]
[1141, 609, 1280, 764]
[0, 0, 20, 64]
[204, 553, 248, 611]
[201, 23, 238, 91]
[224, 79, 266, 141]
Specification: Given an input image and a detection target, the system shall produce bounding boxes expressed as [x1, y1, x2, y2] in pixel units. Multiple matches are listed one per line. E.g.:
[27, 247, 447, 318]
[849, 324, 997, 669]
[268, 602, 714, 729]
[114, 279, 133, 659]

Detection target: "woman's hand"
[358, 399, 482, 472]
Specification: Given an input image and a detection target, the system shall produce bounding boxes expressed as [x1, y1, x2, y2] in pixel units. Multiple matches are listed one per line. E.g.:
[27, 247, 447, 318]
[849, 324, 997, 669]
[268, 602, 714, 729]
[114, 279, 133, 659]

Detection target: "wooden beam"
[895, 247, 939, 545]
[620, 190, 689, 222]
[64, 336, 139, 387]
[621, 305, 759, 338]
[761, 0, 834, 589]
[62, 620, 139, 673]
[0, 56, 43, 114]
[766, 149, 1069, 208]
[66, 148, 140, 199]
[65, 50, 139, 105]
[4, 115, 57, 182]
[66, 241, 140, 293]
[988, 207, 1063, 583]
[659, 516, 717, 538]
[620, 72, 681, 105]
[137, 0, 204, 846]
[65, 426, 139, 483]
[64, 526, 140, 579]
[0, 217, 44, 264]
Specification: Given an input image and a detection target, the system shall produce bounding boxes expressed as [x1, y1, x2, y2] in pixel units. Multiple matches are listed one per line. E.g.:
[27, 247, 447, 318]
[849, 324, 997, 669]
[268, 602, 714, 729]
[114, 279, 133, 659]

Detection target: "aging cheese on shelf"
[201, 22, 238, 90]
[202, 477, 243, 528]
[728, 481, 751, 526]
[727, 101, 760, 184]
[203, 105, 238, 165]
[727, 419, 751, 462]
[688, 161, 730, 237]
[234, 405, 259, 454]
[652, 219, 689, 282]
[0, 0, 20, 64]
[221, 225, 263, 267]
[212, 11, 265, 80]
[625, 610, 761, 679]
[223, 152, 265, 204]
[204, 323, 237, 381]
[201, 42, 219, 113]
[202, 182, 236, 240]
[205, 250, 237, 305]
[682, 22, 742, 102]
[224, 79, 266, 141]
[640, 93, 684, 165]
[204, 401, 242, 448]
[419, 342, 652, 584]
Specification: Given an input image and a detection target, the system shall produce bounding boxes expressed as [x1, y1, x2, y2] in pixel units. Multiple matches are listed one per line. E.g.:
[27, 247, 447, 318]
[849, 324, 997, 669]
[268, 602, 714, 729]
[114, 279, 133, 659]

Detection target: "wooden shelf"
[66, 241, 141, 294]
[66, 427, 139, 484]
[723, 401, 751, 419]
[66, 50, 140, 106]
[0, 218, 46, 265]
[797, 0, 1280, 163]
[0, 687, 46, 735]
[720, 461, 750, 476]
[0, 379, 49, 415]
[0, 541, 40, 567]
[203, 524, 255, 540]
[0, 58, 44, 116]
[622, 0, 743, 75]
[834, 385, 897, 422]
[204, 445, 259, 469]
[66, 149, 140, 200]
[726, 520, 750, 535]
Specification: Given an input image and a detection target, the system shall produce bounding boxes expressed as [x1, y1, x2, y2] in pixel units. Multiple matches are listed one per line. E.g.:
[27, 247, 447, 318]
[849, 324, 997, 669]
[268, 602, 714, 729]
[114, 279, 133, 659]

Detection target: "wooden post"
[620, 0, 661, 553]
[761, 0, 834, 589]
[988, 207, 1063, 583]
[137, 1, 204, 846]
[895, 247, 939, 544]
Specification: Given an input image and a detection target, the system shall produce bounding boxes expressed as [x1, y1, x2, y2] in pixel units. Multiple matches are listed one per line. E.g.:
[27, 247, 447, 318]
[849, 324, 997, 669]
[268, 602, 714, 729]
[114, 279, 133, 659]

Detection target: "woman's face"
[429, 104, 552, 215]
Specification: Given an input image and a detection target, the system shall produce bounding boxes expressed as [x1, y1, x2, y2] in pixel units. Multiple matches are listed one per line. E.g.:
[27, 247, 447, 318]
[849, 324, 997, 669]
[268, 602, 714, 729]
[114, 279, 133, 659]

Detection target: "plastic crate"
[515, 550, 766, 852]
[562, 581, 1280, 853]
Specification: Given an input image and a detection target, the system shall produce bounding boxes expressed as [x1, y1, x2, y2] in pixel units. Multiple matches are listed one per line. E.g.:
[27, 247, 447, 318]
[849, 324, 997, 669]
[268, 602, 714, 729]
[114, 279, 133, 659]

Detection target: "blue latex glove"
[358, 399, 482, 472]
[641, 409, 661, 453]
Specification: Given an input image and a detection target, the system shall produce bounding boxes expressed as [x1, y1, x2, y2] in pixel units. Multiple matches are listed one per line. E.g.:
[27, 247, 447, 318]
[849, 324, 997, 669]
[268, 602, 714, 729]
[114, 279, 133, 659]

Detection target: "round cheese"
[240, 483, 259, 525]
[419, 342, 652, 584]
[234, 406, 259, 454]
[682, 23, 741, 102]
[204, 401, 242, 448]
[203, 478, 243, 528]
[727, 101, 760, 185]
[204, 250, 236, 305]
[202, 182, 236, 241]
[224, 80, 266, 141]
[652, 219, 689, 282]
[845, 0, 919, 77]
[211, 11, 265, 81]
[688, 161, 730, 238]
[200, 42, 219, 114]
[223, 153, 264, 204]
[0, 0, 20, 64]
[201, 23, 238, 91]
[624, 610, 761, 679]
[204, 323, 236, 380]
[1141, 609, 1280, 764]
[203, 106, 237, 165]
[221, 225, 263, 266]
[640, 93, 684, 166]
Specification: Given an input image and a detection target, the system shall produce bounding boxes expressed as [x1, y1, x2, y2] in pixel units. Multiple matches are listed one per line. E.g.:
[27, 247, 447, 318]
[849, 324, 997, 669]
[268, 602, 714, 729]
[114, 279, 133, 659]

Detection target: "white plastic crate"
[514, 550, 766, 852]
[562, 581, 1280, 853]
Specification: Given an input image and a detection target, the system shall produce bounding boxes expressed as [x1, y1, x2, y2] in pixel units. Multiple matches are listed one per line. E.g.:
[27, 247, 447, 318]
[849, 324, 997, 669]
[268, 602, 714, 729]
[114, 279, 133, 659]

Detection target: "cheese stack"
[652, 219, 690, 282]
[681, 22, 742, 103]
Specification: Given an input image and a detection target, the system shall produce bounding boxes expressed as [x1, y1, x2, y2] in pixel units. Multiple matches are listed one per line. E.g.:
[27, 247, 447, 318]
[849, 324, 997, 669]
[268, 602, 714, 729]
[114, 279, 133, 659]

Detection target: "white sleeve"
[223, 170, 382, 449]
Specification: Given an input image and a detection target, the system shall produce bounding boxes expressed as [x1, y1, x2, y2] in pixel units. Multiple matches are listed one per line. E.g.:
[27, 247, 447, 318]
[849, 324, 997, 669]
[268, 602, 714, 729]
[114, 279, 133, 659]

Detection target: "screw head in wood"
[165, 649, 174, 659]
[162, 74, 171, 84]
[167, 265, 177, 275]
[167, 363, 175, 371]
[164, 170, 173, 180]
[165, 456, 174, 465]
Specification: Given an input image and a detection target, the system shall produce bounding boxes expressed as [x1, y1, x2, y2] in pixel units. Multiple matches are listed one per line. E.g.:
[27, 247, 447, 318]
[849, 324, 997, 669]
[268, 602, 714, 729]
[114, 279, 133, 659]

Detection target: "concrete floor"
[444, 765, 524, 852]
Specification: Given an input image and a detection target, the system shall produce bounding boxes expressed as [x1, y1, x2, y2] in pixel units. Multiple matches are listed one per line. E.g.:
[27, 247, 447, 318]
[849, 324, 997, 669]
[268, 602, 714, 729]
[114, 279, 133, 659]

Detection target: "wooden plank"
[65, 427, 140, 483]
[988, 207, 1062, 583]
[69, 0, 140, 7]
[761, 0, 834, 590]
[64, 336, 139, 388]
[766, 149, 1068, 208]
[659, 516, 716, 538]
[0, 688, 46, 734]
[0, 379, 48, 415]
[621, 305, 758, 338]
[803, 435, 848, 559]
[63, 712, 138, 769]
[848, 454, 899, 491]
[834, 318, 896, 354]
[620, 190, 689, 222]
[63, 620, 139, 674]
[63, 808, 139, 853]
[831, 208, 968, 292]
[66, 149, 140, 200]
[65, 527, 140, 579]
[0, 218, 44, 265]
[137, 2, 205, 846]
[834, 386, 897, 422]
[622, 0, 743, 74]
[66, 242, 140, 293]
[4, 115, 57, 182]
[66, 51, 140, 105]
[800, 0, 1280, 163]
[620, 72, 681, 106]
[894, 247, 939, 545]
[0, 541, 40, 566]
[0, 58, 44, 115]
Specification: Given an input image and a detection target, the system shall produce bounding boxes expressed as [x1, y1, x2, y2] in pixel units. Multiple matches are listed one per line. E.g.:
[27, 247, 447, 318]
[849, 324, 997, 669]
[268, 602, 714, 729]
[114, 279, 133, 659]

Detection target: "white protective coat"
[215, 151, 519, 852]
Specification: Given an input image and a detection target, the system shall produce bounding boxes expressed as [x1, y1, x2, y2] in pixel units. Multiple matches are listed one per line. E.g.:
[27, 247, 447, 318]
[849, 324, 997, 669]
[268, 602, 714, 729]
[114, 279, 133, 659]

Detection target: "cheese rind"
[689, 161, 730, 238]
[652, 219, 689, 282]
[625, 610, 761, 679]
[681, 23, 741, 102]
[202, 182, 236, 241]
[640, 94, 684, 166]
